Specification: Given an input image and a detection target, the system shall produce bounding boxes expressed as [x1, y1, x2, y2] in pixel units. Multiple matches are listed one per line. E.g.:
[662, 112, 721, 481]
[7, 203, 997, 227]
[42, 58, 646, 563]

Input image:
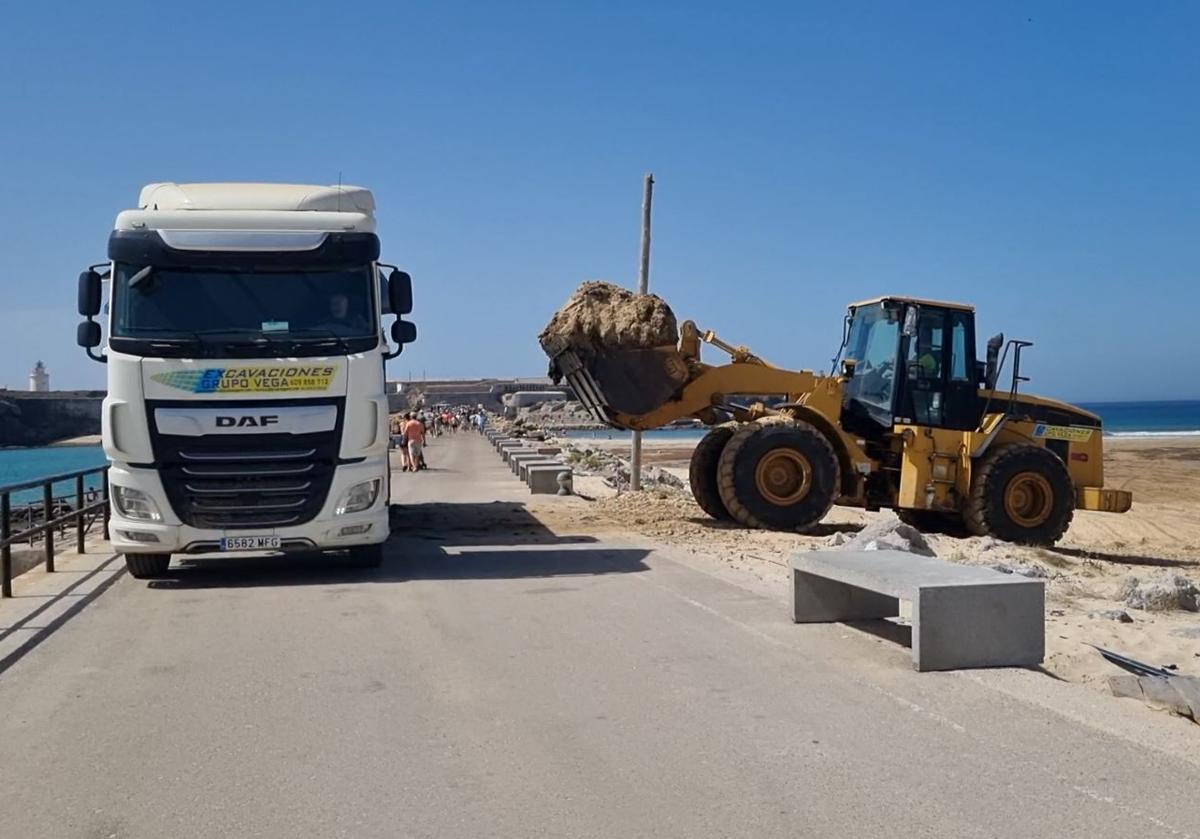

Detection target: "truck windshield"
[110, 263, 378, 357]
[842, 304, 902, 426]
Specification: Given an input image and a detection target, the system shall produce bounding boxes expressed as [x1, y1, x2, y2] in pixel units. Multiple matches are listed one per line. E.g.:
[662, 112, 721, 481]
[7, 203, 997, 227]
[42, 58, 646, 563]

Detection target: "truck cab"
[76, 183, 416, 578]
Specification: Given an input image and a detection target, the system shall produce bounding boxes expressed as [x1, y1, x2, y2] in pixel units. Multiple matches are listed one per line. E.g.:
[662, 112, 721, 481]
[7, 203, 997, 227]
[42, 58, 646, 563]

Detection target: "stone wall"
[0, 391, 104, 447]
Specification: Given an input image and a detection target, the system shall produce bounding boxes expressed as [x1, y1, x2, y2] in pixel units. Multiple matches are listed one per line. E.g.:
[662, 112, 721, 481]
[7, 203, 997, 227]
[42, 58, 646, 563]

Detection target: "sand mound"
[539, 281, 679, 360]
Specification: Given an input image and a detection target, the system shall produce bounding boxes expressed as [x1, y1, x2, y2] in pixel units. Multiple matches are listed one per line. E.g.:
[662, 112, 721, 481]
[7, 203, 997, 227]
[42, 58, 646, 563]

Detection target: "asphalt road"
[0, 432, 1197, 838]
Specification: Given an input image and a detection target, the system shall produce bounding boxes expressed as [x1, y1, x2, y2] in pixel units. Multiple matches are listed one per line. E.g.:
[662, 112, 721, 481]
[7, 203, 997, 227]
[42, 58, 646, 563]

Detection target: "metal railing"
[0, 466, 110, 598]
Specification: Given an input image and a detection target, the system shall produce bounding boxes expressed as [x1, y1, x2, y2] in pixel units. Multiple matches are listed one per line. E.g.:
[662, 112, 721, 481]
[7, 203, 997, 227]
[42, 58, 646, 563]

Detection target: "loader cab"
[841, 297, 982, 436]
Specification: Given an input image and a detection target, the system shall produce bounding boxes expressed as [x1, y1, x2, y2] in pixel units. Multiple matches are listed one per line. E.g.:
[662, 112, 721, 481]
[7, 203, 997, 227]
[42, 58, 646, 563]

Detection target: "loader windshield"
[843, 304, 902, 426]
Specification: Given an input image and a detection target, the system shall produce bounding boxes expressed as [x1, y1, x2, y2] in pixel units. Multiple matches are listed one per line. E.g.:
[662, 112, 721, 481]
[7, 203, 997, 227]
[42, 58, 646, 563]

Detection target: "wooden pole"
[630, 173, 654, 491]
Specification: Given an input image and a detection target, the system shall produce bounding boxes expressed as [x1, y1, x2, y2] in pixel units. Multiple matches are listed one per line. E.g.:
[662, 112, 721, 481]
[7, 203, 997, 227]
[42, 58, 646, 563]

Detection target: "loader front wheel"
[689, 423, 736, 521]
[717, 420, 840, 532]
[966, 445, 1074, 545]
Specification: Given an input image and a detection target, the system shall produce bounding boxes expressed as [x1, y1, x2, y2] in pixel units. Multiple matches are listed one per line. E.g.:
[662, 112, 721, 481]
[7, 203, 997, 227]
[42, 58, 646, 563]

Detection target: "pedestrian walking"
[405, 412, 427, 471]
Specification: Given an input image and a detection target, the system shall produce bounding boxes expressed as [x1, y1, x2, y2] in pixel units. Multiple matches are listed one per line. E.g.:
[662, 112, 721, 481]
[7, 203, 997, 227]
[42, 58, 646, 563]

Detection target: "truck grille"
[148, 400, 342, 530]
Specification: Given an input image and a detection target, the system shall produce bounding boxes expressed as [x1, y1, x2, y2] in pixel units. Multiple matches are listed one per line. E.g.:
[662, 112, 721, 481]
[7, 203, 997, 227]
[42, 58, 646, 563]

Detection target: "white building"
[29, 360, 49, 392]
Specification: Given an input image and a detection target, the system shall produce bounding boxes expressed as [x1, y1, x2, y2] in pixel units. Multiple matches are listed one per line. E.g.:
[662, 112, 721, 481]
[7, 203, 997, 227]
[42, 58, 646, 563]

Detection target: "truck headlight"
[335, 479, 380, 515]
[111, 485, 163, 522]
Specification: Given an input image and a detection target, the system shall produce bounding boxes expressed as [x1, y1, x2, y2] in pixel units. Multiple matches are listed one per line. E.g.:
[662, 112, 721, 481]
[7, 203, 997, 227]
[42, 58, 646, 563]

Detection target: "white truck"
[75, 183, 416, 578]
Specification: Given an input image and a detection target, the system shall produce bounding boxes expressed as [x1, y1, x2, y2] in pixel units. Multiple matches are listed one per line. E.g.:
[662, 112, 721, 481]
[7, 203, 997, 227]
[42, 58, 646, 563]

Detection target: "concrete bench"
[790, 550, 1044, 672]
[527, 463, 571, 494]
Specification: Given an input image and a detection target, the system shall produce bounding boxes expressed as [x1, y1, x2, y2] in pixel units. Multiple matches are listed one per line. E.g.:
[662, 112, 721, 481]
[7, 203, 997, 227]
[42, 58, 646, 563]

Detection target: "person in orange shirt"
[404, 412, 427, 471]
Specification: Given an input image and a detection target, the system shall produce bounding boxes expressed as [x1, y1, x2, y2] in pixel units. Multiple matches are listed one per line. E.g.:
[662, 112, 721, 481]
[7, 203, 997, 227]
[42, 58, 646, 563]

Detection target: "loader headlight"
[111, 485, 163, 522]
[335, 479, 381, 515]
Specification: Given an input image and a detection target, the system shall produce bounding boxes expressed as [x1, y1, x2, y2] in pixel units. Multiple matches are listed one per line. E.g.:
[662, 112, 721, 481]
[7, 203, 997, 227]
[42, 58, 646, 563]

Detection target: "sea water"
[1077, 400, 1200, 437]
[0, 446, 109, 505]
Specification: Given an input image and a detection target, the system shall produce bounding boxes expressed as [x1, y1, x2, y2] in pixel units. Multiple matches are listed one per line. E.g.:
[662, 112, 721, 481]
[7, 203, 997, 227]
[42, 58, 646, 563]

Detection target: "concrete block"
[519, 458, 562, 481]
[506, 453, 544, 472]
[912, 582, 1044, 671]
[500, 444, 529, 463]
[790, 550, 1044, 672]
[792, 571, 899, 623]
[527, 464, 571, 494]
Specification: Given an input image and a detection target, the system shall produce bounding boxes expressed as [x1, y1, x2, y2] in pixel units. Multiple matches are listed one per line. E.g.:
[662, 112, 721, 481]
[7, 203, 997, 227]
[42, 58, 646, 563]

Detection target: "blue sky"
[2, 1, 1196, 401]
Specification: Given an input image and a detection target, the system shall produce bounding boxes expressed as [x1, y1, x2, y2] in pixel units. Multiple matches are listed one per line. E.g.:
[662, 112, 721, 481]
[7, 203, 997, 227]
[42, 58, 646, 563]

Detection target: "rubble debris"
[539, 281, 679, 361]
[1118, 574, 1200, 612]
[1013, 563, 1050, 579]
[832, 514, 935, 557]
[1107, 675, 1200, 723]
[1089, 609, 1135, 623]
[644, 466, 685, 490]
[558, 441, 687, 493]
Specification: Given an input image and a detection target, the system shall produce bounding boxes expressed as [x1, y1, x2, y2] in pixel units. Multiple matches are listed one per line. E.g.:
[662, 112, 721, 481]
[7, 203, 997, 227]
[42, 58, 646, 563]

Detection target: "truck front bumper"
[107, 460, 389, 555]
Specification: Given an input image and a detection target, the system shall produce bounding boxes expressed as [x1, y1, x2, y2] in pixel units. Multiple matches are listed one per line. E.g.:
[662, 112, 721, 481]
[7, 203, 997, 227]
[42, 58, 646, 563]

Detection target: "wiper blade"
[128, 265, 154, 289]
[285, 329, 352, 354]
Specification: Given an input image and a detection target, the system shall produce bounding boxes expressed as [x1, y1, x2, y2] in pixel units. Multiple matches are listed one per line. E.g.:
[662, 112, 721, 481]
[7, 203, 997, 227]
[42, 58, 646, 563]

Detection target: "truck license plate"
[220, 536, 281, 551]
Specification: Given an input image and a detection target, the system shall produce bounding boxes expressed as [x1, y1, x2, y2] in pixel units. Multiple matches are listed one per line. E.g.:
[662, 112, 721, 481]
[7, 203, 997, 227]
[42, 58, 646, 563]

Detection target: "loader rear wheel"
[966, 445, 1074, 545]
[717, 420, 840, 532]
[689, 423, 736, 521]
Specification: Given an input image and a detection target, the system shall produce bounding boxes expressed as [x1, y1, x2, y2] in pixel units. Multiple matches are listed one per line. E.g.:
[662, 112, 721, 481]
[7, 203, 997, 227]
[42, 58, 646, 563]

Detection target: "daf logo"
[215, 415, 280, 428]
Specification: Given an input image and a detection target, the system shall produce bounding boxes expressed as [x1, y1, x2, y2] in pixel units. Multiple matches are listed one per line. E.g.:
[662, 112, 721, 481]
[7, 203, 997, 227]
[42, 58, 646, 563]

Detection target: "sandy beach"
[530, 432, 1200, 696]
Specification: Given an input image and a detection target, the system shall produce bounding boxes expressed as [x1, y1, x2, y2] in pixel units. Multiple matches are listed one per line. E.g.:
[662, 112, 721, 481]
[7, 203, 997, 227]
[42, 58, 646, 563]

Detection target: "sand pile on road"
[539, 281, 679, 360]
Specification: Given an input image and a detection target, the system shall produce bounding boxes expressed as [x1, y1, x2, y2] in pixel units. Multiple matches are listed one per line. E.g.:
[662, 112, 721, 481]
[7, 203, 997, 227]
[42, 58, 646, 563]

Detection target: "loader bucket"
[548, 344, 689, 428]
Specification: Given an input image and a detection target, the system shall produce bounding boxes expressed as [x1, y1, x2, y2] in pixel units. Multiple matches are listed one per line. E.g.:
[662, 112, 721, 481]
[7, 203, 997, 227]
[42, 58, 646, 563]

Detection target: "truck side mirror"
[77, 320, 102, 349]
[388, 269, 413, 315]
[984, 332, 1004, 389]
[383, 319, 417, 361]
[391, 319, 417, 345]
[78, 270, 102, 316]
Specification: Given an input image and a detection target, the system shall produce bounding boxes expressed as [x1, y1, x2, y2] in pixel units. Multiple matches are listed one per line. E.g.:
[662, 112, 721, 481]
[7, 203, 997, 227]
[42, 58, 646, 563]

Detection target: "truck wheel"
[125, 553, 171, 579]
[689, 423, 737, 520]
[347, 543, 384, 568]
[717, 420, 840, 532]
[896, 509, 969, 537]
[966, 445, 1074, 545]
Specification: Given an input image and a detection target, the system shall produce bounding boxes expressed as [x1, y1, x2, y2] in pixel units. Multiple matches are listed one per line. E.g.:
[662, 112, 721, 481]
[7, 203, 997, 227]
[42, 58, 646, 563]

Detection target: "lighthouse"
[29, 360, 49, 392]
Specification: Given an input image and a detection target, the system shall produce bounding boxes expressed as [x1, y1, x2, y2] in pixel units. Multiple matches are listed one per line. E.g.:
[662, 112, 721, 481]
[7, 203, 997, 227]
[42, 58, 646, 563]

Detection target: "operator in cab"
[320, 292, 370, 336]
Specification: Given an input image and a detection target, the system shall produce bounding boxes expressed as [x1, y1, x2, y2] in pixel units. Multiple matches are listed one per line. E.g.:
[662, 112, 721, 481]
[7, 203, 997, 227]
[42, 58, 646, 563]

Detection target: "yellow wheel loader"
[544, 295, 1131, 545]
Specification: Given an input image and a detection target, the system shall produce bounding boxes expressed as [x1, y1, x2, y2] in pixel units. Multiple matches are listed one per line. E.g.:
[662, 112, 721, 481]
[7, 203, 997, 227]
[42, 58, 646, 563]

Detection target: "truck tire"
[717, 420, 840, 532]
[689, 423, 737, 521]
[347, 543, 384, 568]
[965, 444, 1074, 545]
[125, 553, 171, 579]
[896, 509, 969, 537]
